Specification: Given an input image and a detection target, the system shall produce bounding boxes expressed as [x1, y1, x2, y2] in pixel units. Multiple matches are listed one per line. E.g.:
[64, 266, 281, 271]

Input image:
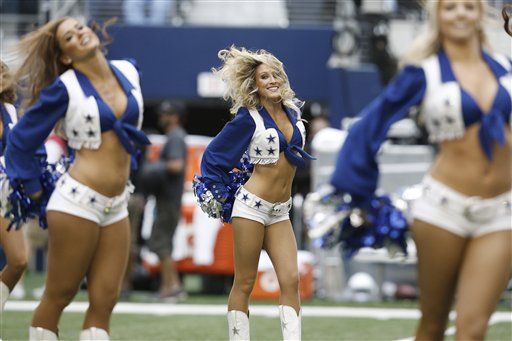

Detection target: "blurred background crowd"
[1, 0, 511, 304]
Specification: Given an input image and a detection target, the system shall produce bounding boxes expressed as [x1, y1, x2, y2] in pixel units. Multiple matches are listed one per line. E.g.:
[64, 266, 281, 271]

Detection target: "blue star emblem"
[89, 196, 97, 205]
[254, 200, 262, 208]
[254, 147, 262, 156]
[87, 129, 96, 137]
[267, 147, 276, 155]
[72, 129, 79, 137]
[242, 194, 249, 202]
[70, 187, 79, 196]
[266, 134, 276, 143]
[85, 114, 93, 123]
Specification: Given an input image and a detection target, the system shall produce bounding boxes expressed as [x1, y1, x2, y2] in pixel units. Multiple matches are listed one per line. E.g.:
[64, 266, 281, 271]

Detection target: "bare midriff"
[68, 131, 131, 197]
[430, 124, 511, 198]
[244, 154, 296, 203]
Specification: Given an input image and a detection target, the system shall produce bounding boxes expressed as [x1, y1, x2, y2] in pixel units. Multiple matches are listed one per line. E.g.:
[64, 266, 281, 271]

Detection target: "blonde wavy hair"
[14, 17, 115, 110]
[1, 60, 17, 104]
[402, 0, 491, 65]
[212, 46, 301, 115]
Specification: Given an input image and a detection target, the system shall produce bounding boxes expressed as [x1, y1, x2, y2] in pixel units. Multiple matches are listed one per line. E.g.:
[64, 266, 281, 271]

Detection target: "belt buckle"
[463, 196, 494, 223]
[104, 200, 113, 214]
[271, 202, 286, 216]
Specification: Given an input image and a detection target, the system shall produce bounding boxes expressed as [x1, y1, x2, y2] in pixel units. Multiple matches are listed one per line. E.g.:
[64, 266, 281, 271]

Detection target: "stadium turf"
[1, 273, 509, 340]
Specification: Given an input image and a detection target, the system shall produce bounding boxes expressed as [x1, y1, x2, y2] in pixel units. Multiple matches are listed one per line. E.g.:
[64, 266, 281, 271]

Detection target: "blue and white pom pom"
[338, 195, 408, 258]
[193, 153, 253, 223]
[304, 187, 408, 259]
[4, 157, 69, 230]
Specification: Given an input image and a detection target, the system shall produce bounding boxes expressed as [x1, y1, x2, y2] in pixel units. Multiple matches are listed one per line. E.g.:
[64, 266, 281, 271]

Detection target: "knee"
[233, 273, 258, 296]
[44, 285, 79, 310]
[89, 286, 120, 313]
[456, 314, 488, 340]
[279, 271, 299, 292]
[7, 254, 28, 274]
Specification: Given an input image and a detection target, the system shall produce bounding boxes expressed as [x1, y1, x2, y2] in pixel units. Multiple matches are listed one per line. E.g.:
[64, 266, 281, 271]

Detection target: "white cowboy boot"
[0, 281, 9, 311]
[79, 327, 110, 340]
[227, 310, 250, 340]
[29, 326, 58, 341]
[279, 305, 301, 340]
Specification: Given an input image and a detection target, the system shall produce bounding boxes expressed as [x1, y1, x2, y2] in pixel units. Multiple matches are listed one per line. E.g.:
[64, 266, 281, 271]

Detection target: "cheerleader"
[195, 46, 314, 340]
[330, 1, 511, 339]
[6, 17, 149, 340]
[0, 60, 28, 312]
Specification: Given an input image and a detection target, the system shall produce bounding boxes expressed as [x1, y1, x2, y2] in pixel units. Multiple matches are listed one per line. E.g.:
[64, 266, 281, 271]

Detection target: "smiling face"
[438, 0, 482, 44]
[255, 63, 284, 103]
[56, 18, 101, 66]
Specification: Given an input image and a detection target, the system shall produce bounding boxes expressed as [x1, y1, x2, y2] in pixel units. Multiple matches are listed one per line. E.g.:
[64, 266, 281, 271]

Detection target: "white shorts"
[411, 175, 512, 238]
[0, 156, 12, 217]
[231, 186, 292, 226]
[46, 173, 133, 226]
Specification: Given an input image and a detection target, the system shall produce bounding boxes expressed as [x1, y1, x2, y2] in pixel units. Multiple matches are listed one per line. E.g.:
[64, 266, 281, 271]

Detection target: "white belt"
[57, 173, 134, 214]
[236, 187, 292, 216]
[423, 183, 511, 223]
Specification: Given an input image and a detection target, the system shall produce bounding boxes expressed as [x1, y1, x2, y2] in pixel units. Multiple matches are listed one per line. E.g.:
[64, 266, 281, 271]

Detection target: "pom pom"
[4, 156, 70, 230]
[193, 152, 253, 223]
[305, 190, 408, 259]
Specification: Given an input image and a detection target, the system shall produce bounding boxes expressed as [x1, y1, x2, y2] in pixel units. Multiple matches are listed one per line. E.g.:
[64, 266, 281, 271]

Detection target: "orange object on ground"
[251, 251, 314, 301]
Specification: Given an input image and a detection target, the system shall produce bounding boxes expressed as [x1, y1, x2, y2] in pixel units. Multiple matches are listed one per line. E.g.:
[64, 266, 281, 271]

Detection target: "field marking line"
[4, 301, 511, 321]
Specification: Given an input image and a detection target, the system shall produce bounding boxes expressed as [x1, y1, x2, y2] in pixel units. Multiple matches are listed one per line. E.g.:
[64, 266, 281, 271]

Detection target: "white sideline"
[4, 301, 511, 322]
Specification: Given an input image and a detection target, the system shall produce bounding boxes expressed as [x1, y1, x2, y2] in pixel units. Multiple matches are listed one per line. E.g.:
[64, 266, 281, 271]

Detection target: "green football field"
[0, 273, 510, 340]
[1, 309, 511, 340]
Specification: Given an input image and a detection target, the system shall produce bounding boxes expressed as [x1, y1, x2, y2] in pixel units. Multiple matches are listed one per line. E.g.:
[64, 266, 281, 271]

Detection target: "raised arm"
[330, 65, 427, 208]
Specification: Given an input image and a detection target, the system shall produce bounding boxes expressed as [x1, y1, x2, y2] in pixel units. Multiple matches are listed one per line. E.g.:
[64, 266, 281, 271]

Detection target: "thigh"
[455, 231, 512, 318]
[231, 217, 265, 277]
[263, 219, 298, 282]
[87, 217, 131, 294]
[0, 217, 27, 261]
[45, 211, 100, 294]
[411, 219, 467, 318]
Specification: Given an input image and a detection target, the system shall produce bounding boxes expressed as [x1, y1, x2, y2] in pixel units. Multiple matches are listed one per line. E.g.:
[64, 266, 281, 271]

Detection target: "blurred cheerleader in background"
[0, 60, 28, 312]
[329, 0, 511, 339]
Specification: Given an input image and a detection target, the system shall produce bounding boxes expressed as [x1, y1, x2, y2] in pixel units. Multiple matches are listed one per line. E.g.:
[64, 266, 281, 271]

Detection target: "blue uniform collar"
[257, 105, 314, 168]
[72, 62, 149, 163]
[437, 49, 511, 160]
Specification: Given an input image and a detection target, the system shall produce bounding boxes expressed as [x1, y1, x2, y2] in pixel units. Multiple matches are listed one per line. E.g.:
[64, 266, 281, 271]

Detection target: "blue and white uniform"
[0, 103, 17, 156]
[197, 104, 314, 224]
[0, 103, 18, 217]
[331, 50, 512, 237]
[5, 59, 150, 226]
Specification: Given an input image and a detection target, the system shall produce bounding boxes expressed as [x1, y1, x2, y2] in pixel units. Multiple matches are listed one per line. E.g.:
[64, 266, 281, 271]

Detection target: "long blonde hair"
[1, 60, 17, 104]
[402, 0, 490, 65]
[212, 46, 300, 115]
[14, 17, 115, 110]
